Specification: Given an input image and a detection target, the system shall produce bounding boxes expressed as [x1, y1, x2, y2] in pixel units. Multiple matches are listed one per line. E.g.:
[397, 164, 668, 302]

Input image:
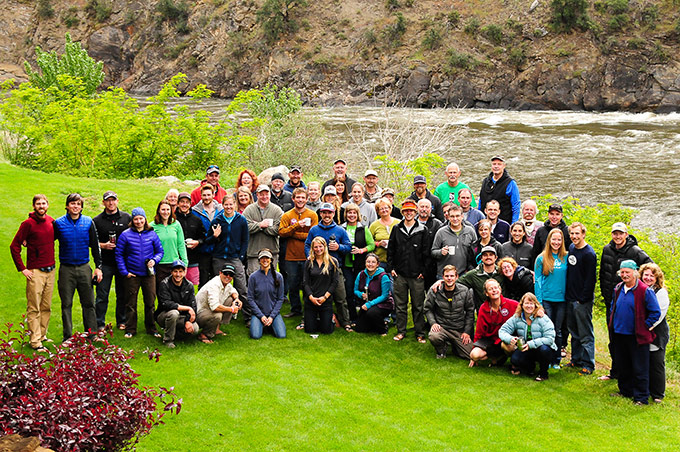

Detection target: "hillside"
[1, 0, 679, 111]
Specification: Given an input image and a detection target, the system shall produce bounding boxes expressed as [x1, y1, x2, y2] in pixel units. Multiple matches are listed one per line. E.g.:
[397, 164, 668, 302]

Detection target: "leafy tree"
[23, 33, 104, 96]
[550, 0, 591, 32]
[256, 0, 308, 43]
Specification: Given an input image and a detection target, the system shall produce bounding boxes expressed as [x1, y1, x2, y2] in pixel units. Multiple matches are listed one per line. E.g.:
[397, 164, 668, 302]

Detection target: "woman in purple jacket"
[115, 207, 164, 338]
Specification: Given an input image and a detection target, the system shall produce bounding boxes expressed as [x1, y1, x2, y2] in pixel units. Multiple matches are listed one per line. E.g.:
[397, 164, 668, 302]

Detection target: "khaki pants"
[428, 328, 474, 359]
[26, 268, 55, 348]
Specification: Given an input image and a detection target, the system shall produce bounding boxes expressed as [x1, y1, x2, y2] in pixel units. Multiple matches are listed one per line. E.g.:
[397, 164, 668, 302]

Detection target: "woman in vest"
[353, 253, 394, 335]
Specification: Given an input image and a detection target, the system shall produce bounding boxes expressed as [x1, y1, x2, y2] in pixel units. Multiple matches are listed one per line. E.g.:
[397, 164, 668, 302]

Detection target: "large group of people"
[10, 156, 670, 405]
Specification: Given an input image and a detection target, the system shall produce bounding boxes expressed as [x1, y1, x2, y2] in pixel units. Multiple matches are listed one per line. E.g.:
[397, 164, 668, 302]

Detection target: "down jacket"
[599, 234, 652, 305]
[499, 313, 557, 351]
[115, 227, 164, 276]
[423, 283, 474, 335]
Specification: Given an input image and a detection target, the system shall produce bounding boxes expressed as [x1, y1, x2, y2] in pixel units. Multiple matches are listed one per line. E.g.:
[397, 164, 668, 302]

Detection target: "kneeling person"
[196, 264, 241, 343]
[154, 260, 198, 348]
[424, 265, 475, 359]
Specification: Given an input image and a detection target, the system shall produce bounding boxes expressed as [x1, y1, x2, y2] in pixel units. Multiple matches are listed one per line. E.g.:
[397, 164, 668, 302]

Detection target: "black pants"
[125, 275, 157, 335]
[605, 302, 618, 378]
[354, 305, 390, 334]
[198, 253, 214, 289]
[304, 299, 334, 334]
[613, 333, 650, 403]
[511, 345, 553, 379]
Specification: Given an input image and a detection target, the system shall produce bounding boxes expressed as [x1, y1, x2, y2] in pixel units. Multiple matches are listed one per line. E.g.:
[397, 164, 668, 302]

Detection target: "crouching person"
[424, 265, 475, 360]
[247, 249, 286, 339]
[499, 293, 556, 381]
[154, 259, 198, 348]
[195, 264, 241, 343]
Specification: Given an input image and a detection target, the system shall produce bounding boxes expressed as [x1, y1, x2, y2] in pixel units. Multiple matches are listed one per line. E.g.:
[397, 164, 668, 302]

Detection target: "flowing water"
[141, 97, 680, 233]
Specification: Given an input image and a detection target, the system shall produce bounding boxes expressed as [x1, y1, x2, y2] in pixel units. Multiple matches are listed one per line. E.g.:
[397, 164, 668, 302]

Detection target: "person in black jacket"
[497, 257, 534, 301]
[387, 200, 430, 343]
[598, 222, 652, 380]
[531, 204, 572, 264]
[408, 175, 444, 222]
[174, 192, 206, 286]
[93, 190, 132, 330]
[417, 198, 442, 290]
[501, 222, 533, 269]
[154, 260, 198, 348]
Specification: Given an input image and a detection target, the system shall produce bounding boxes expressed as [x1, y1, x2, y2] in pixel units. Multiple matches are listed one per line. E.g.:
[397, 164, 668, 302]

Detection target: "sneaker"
[578, 368, 593, 376]
[561, 348, 567, 357]
[283, 312, 301, 318]
[633, 401, 648, 406]
[564, 362, 578, 369]
[124, 333, 133, 339]
[552, 364, 561, 370]
[436, 353, 446, 359]
[653, 398, 664, 404]
[164, 341, 176, 349]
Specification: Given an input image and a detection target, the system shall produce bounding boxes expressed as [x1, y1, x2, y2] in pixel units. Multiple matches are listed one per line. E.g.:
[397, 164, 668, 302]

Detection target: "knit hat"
[271, 173, 285, 182]
[131, 207, 146, 218]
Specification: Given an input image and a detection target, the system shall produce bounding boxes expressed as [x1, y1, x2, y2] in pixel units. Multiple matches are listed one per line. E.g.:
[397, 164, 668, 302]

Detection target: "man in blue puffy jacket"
[53, 193, 103, 341]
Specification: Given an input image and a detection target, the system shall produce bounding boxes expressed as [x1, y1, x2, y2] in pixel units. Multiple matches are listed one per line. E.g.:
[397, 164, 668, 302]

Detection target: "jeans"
[95, 264, 127, 328]
[613, 333, 650, 403]
[567, 300, 595, 371]
[511, 345, 553, 378]
[58, 264, 97, 340]
[543, 300, 566, 364]
[284, 260, 305, 315]
[250, 314, 286, 339]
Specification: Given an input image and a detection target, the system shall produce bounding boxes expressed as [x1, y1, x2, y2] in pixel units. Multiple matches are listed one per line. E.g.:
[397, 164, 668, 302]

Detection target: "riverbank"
[2, 1, 680, 112]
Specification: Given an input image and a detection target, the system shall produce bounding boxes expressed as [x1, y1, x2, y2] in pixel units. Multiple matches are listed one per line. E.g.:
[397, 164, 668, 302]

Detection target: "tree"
[256, 0, 308, 43]
[550, 0, 591, 33]
[23, 33, 104, 96]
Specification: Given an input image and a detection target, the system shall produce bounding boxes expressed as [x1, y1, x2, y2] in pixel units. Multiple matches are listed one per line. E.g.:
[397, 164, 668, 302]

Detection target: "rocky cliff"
[1, 0, 679, 112]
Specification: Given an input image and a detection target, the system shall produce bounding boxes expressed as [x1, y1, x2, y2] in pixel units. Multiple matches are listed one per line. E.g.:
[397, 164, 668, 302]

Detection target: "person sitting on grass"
[469, 279, 518, 368]
[353, 253, 393, 335]
[154, 259, 198, 349]
[195, 264, 241, 344]
[247, 249, 286, 340]
[499, 293, 556, 382]
[303, 237, 340, 335]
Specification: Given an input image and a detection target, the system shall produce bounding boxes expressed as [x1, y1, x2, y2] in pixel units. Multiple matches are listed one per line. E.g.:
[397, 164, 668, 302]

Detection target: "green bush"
[85, 0, 113, 22]
[62, 7, 80, 28]
[508, 47, 526, 68]
[386, 0, 400, 10]
[464, 17, 480, 35]
[652, 41, 669, 63]
[37, 0, 54, 19]
[383, 12, 407, 47]
[550, 0, 590, 32]
[422, 27, 442, 50]
[447, 10, 460, 27]
[23, 33, 104, 96]
[608, 13, 629, 31]
[640, 4, 659, 29]
[256, 0, 308, 43]
[626, 37, 645, 49]
[606, 0, 628, 14]
[481, 24, 504, 44]
[446, 49, 476, 72]
[157, 0, 191, 34]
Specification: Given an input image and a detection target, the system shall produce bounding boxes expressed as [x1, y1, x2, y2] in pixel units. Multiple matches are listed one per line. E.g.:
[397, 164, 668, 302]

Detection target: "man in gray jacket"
[431, 205, 476, 277]
[424, 265, 475, 359]
[243, 185, 283, 275]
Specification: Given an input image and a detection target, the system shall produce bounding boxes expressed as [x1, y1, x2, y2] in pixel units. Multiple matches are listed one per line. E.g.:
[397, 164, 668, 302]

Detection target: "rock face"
[0, 0, 678, 113]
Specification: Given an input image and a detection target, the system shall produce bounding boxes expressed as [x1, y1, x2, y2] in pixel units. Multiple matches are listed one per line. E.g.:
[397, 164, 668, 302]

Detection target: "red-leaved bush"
[0, 322, 181, 451]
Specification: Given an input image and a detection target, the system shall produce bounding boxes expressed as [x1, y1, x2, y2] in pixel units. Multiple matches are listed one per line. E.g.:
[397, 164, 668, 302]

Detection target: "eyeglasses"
[207, 165, 220, 171]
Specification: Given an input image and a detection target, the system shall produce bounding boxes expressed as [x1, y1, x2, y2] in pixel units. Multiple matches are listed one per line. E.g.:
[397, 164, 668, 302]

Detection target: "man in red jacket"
[10, 194, 56, 351]
[190, 165, 228, 206]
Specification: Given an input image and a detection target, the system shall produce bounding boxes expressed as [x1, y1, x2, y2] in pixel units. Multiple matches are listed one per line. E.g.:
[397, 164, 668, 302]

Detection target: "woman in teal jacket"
[499, 293, 556, 381]
[534, 228, 567, 367]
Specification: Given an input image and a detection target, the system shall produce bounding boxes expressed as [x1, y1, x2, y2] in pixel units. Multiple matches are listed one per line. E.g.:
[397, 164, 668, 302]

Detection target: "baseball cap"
[364, 169, 378, 177]
[178, 192, 191, 201]
[382, 188, 395, 196]
[401, 200, 417, 211]
[413, 175, 427, 184]
[171, 259, 187, 270]
[220, 263, 236, 275]
[256, 184, 271, 193]
[323, 186, 337, 196]
[319, 202, 336, 212]
[491, 155, 505, 162]
[290, 165, 302, 173]
[102, 191, 117, 200]
[481, 245, 497, 255]
[206, 165, 220, 174]
[611, 222, 628, 233]
[548, 204, 563, 213]
[257, 249, 273, 260]
[334, 159, 346, 165]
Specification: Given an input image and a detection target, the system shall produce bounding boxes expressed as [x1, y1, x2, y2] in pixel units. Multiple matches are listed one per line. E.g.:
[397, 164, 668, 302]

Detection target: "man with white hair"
[363, 169, 383, 203]
[434, 162, 476, 207]
[520, 199, 539, 245]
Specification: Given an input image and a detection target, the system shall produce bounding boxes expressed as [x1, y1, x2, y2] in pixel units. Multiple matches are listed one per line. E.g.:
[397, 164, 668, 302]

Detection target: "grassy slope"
[1, 162, 678, 451]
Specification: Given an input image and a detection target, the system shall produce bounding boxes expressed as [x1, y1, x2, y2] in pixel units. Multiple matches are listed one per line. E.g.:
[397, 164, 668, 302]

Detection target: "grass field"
[1, 162, 679, 451]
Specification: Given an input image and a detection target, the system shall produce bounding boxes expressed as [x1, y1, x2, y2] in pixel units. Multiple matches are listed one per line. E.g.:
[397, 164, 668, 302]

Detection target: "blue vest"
[55, 214, 93, 265]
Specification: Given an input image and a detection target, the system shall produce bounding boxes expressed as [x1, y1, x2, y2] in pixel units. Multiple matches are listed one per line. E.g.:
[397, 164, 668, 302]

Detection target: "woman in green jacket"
[499, 293, 556, 382]
[151, 200, 188, 291]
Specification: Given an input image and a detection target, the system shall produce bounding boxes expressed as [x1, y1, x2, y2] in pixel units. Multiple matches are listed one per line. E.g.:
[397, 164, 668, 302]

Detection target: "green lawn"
[1, 162, 678, 451]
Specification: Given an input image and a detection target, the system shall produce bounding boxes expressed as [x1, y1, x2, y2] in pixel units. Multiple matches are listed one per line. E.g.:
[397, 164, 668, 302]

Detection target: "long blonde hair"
[308, 236, 337, 275]
[540, 229, 567, 276]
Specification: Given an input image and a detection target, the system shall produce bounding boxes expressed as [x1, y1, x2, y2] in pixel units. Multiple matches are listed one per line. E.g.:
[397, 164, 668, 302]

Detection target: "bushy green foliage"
[651, 41, 669, 63]
[62, 7, 80, 28]
[383, 12, 407, 46]
[606, 0, 629, 14]
[508, 46, 527, 68]
[37, 0, 54, 19]
[256, 0, 308, 43]
[550, 0, 591, 32]
[608, 13, 629, 31]
[0, 74, 308, 179]
[375, 153, 445, 200]
[85, 0, 113, 22]
[157, 0, 191, 34]
[447, 10, 460, 27]
[640, 4, 659, 28]
[464, 17, 480, 35]
[385, 0, 400, 10]
[23, 33, 104, 96]
[481, 24, 504, 44]
[422, 27, 442, 50]
[446, 49, 476, 72]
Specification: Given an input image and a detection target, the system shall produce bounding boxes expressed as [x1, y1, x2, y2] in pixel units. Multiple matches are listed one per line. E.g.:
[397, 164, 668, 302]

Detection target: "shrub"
[422, 27, 442, 50]
[256, 0, 308, 43]
[62, 7, 80, 28]
[386, 0, 400, 10]
[508, 47, 527, 68]
[85, 0, 113, 22]
[608, 13, 629, 31]
[640, 4, 659, 29]
[446, 49, 476, 72]
[550, 0, 590, 32]
[652, 41, 669, 63]
[157, 0, 191, 34]
[464, 17, 480, 35]
[447, 10, 460, 27]
[627, 37, 645, 49]
[23, 32, 104, 96]
[606, 0, 628, 14]
[37, 0, 54, 19]
[482, 24, 504, 44]
[0, 324, 181, 451]
[383, 12, 407, 47]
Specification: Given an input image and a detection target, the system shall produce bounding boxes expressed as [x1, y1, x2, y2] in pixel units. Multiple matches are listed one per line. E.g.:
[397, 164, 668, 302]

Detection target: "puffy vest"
[357, 270, 394, 310]
[55, 214, 93, 265]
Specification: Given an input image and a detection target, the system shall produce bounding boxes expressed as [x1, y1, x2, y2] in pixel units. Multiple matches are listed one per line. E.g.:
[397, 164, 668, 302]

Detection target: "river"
[140, 98, 680, 233]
